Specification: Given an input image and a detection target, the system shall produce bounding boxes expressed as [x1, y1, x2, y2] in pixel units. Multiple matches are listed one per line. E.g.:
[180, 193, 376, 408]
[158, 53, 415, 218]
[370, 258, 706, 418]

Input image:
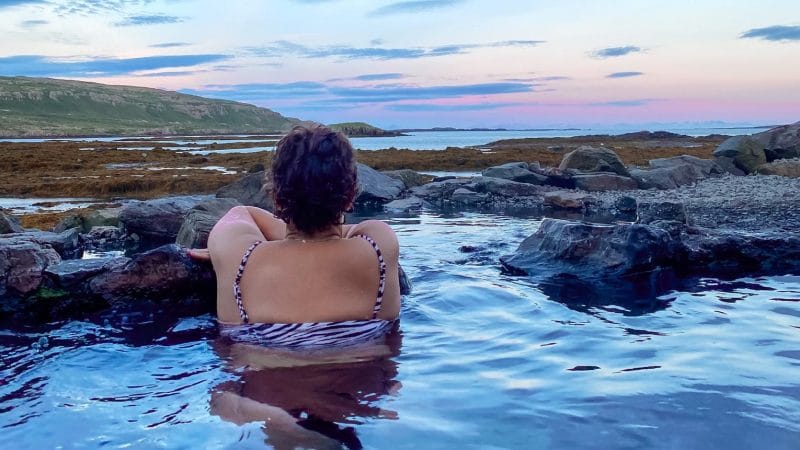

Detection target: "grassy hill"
[329, 122, 404, 137]
[0, 76, 300, 137]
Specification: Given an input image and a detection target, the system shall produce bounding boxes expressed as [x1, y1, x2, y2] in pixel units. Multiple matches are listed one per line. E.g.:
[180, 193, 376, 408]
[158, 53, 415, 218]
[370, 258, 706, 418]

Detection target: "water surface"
[1, 211, 798, 449]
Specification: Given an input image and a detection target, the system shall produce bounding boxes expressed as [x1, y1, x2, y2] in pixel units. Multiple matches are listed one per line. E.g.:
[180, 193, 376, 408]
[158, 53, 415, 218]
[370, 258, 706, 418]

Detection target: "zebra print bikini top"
[219, 235, 398, 348]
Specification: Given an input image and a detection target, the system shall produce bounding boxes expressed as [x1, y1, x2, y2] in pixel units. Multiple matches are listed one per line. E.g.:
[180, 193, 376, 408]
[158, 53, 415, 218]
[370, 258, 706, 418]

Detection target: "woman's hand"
[187, 248, 212, 261]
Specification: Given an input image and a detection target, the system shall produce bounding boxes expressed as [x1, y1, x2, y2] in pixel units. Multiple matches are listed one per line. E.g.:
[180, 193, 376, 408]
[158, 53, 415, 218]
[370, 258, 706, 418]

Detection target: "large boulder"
[756, 158, 800, 178]
[384, 196, 424, 212]
[87, 244, 215, 305]
[381, 169, 431, 189]
[631, 156, 721, 190]
[649, 155, 722, 177]
[0, 210, 24, 234]
[681, 229, 800, 276]
[410, 178, 472, 200]
[44, 257, 125, 288]
[176, 198, 242, 248]
[629, 167, 678, 190]
[559, 146, 630, 176]
[119, 196, 206, 248]
[356, 163, 404, 204]
[481, 162, 547, 185]
[451, 188, 487, 205]
[573, 173, 638, 191]
[83, 207, 122, 230]
[500, 219, 679, 278]
[0, 237, 62, 298]
[752, 122, 800, 161]
[713, 136, 766, 173]
[216, 171, 273, 210]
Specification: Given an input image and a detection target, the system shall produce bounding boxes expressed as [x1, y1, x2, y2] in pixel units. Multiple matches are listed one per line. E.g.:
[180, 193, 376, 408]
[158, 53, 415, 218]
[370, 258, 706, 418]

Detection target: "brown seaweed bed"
[3, 134, 724, 229]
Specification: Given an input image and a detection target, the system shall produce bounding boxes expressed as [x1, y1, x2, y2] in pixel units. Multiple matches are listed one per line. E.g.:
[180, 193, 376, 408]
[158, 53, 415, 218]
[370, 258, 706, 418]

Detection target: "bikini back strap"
[356, 234, 386, 319]
[232, 240, 264, 323]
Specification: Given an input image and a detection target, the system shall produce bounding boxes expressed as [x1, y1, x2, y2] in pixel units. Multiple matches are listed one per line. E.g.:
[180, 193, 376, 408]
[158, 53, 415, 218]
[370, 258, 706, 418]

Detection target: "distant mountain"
[0, 76, 301, 137]
[329, 122, 405, 137]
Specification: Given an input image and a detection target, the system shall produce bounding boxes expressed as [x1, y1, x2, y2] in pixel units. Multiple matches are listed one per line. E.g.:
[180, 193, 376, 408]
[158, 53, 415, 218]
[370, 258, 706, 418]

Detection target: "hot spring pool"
[1, 211, 798, 449]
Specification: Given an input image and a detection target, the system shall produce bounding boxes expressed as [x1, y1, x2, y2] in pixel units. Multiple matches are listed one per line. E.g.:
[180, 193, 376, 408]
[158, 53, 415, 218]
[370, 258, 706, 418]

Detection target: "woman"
[189, 124, 401, 346]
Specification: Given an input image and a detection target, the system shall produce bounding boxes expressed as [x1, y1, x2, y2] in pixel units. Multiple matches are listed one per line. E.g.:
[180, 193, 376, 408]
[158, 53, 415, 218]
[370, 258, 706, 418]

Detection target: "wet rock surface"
[119, 196, 207, 249]
[356, 163, 404, 204]
[1, 210, 24, 234]
[215, 170, 273, 210]
[176, 198, 242, 248]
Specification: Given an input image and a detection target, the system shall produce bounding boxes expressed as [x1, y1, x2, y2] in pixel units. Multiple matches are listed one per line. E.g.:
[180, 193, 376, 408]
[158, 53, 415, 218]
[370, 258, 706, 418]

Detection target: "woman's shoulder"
[345, 220, 399, 260]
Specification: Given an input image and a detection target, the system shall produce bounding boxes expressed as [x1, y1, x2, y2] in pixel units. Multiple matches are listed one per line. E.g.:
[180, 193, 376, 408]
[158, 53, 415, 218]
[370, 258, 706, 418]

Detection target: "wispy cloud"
[181, 81, 535, 105]
[20, 19, 48, 28]
[54, 0, 154, 16]
[369, 0, 463, 16]
[328, 73, 405, 82]
[246, 39, 543, 61]
[0, 0, 45, 9]
[385, 102, 524, 111]
[503, 76, 570, 82]
[149, 42, 191, 48]
[591, 45, 641, 58]
[740, 25, 800, 42]
[0, 54, 230, 77]
[137, 70, 198, 77]
[606, 71, 644, 78]
[115, 14, 183, 26]
[588, 99, 654, 107]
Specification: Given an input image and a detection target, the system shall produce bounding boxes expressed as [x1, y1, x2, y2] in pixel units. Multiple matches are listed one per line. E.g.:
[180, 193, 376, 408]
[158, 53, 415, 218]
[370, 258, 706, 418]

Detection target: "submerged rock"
[216, 170, 273, 210]
[356, 163, 404, 204]
[119, 196, 206, 249]
[176, 198, 242, 248]
[559, 146, 630, 176]
[543, 191, 594, 210]
[384, 196, 424, 212]
[451, 188, 487, 205]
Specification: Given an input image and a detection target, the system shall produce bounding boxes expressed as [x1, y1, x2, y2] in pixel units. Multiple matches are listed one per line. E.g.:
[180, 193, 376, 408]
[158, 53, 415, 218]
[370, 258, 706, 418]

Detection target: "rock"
[613, 196, 638, 213]
[559, 146, 630, 176]
[530, 166, 577, 189]
[451, 188, 487, 205]
[573, 173, 638, 191]
[356, 163, 404, 204]
[0, 238, 62, 297]
[53, 214, 83, 233]
[466, 176, 543, 197]
[381, 169, 431, 189]
[216, 171, 273, 210]
[681, 228, 800, 276]
[119, 196, 206, 248]
[87, 244, 215, 305]
[629, 167, 677, 190]
[753, 122, 800, 161]
[713, 136, 766, 173]
[384, 196, 424, 212]
[648, 155, 722, 177]
[713, 156, 746, 176]
[411, 178, 472, 200]
[83, 226, 125, 251]
[176, 198, 242, 248]
[481, 162, 547, 185]
[44, 257, 125, 288]
[500, 219, 679, 278]
[756, 158, 800, 178]
[4, 229, 83, 259]
[637, 201, 688, 225]
[0, 210, 24, 234]
[84, 207, 122, 230]
[543, 191, 594, 210]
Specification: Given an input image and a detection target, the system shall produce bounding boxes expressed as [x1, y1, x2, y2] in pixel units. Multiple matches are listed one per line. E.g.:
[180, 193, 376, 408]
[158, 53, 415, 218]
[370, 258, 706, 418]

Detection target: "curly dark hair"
[270, 125, 358, 234]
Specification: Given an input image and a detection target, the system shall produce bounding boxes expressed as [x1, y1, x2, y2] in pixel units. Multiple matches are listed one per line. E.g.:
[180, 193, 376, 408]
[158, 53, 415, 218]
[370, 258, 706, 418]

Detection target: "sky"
[0, 0, 798, 129]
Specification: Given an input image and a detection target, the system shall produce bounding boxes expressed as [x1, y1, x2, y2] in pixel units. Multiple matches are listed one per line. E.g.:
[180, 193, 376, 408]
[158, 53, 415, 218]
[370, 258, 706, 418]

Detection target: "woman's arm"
[245, 206, 287, 241]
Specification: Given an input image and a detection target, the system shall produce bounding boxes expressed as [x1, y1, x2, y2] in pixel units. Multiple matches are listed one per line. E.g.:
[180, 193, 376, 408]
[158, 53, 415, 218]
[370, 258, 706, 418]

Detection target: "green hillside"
[0, 76, 300, 137]
[329, 122, 404, 137]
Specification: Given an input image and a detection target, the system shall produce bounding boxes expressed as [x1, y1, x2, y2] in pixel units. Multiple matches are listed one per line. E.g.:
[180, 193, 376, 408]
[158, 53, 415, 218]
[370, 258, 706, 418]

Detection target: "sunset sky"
[0, 0, 798, 129]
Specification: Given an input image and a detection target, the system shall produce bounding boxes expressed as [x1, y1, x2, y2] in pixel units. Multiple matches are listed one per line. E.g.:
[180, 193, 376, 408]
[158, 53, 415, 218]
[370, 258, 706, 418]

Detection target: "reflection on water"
[210, 330, 402, 449]
[0, 210, 798, 449]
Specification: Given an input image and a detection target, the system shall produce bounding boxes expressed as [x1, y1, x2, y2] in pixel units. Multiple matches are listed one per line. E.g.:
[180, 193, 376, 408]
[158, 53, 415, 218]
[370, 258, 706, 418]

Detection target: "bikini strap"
[232, 240, 264, 324]
[356, 235, 386, 319]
